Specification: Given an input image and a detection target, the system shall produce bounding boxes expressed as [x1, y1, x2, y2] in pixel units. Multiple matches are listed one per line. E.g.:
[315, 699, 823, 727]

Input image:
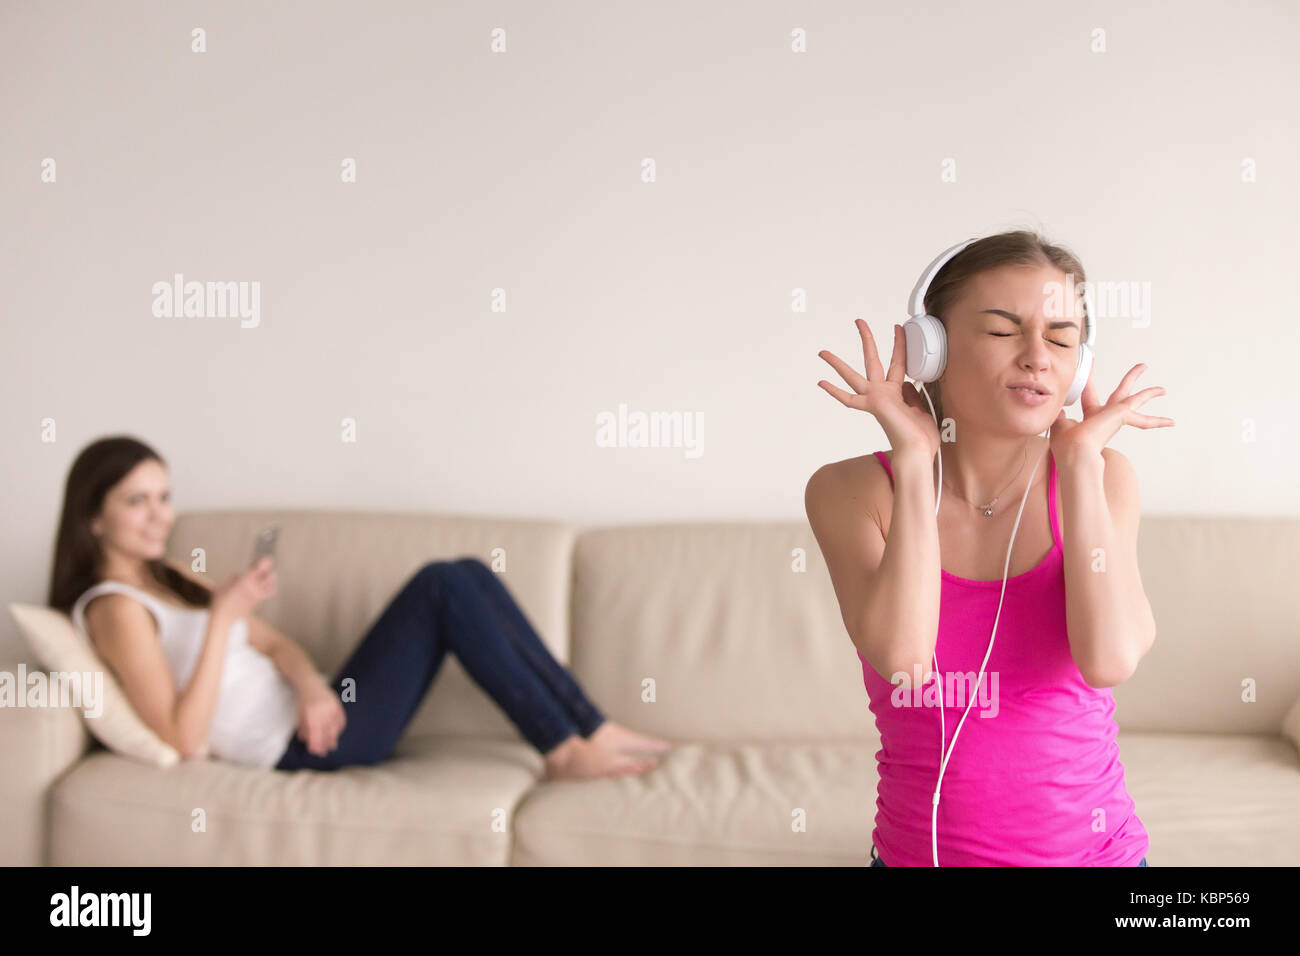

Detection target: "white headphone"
[904, 237, 1096, 403]
[901, 237, 1098, 866]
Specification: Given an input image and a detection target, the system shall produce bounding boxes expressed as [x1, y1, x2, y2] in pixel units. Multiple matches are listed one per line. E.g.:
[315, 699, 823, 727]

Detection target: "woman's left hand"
[295, 676, 347, 756]
[1049, 363, 1175, 461]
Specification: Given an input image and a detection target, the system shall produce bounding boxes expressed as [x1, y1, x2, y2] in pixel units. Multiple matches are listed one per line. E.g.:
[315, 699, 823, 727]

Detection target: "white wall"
[4, 1, 1298, 659]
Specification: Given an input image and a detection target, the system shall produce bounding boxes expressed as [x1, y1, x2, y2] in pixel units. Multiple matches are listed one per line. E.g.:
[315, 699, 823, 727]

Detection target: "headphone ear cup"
[903, 315, 947, 383]
[1064, 344, 1094, 405]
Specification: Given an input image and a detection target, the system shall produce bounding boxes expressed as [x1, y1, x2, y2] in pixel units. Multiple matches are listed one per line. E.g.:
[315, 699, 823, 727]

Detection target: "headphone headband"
[908, 238, 977, 319]
[909, 236, 1095, 346]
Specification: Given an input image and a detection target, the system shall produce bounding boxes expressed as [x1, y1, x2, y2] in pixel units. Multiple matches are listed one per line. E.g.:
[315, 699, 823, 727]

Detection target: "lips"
[1007, 385, 1050, 406]
[1007, 381, 1049, 395]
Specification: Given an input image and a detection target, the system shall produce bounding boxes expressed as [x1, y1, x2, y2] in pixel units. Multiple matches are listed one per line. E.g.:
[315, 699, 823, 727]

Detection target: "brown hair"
[48, 435, 212, 613]
[921, 230, 1089, 427]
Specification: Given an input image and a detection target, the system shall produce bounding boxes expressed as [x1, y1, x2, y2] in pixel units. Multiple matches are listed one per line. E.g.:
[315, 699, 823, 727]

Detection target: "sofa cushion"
[48, 736, 543, 865]
[1113, 516, 1300, 734]
[570, 523, 878, 743]
[569, 517, 1300, 742]
[511, 733, 1300, 866]
[8, 603, 180, 768]
[1117, 731, 1300, 866]
[512, 740, 879, 866]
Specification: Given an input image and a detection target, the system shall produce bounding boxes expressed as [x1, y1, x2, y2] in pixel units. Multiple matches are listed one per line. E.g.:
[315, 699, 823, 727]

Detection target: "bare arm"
[84, 595, 238, 758]
[246, 616, 326, 696]
[811, 319, 948, 686]
[247, 615, 346, 757]
[805, 447, 942, 685]
[1058, 446, 1157, 687]
[1046, 360, 1172, 687]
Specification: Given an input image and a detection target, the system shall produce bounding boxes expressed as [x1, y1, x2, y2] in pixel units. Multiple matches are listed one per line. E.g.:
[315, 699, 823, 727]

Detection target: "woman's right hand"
[817, 320, 942, 460]
[211, 556, 277, 622]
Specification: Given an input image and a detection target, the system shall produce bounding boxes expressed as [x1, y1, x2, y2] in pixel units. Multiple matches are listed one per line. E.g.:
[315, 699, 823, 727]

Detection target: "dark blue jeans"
[274, 558, 605, 771]
[868, 844, 1148, 866]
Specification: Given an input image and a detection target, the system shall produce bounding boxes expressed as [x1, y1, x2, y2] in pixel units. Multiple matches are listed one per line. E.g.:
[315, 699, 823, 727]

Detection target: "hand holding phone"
[211, 527, 279, 622]
[250, 525, 280, 569]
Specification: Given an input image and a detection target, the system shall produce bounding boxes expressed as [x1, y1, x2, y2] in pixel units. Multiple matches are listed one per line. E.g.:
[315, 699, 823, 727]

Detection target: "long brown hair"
[921, 230, 1089, 427]
[48, 435, 212, 613]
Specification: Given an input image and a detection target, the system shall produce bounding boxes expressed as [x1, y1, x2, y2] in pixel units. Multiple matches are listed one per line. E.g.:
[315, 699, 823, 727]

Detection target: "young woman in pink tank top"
[806, 232, 1175, 866]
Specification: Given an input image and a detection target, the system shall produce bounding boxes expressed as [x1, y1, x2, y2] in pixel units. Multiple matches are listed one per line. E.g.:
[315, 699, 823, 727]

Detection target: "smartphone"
[250, 525, 280, 568]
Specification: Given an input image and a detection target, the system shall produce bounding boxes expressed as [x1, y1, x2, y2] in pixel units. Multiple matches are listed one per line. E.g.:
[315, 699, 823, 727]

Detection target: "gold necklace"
[940, 443, 1030, 517]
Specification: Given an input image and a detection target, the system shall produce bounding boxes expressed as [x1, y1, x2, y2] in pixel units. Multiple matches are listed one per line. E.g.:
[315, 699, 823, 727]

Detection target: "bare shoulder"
[82, 592, 157, 647]
[805, 452, 895, 536]
[83, 591, 147, 623]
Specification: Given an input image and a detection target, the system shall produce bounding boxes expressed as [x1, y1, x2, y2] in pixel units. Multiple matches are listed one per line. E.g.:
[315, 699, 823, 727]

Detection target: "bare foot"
[587, 720, 673, 756]
[543, 731, 662, 781]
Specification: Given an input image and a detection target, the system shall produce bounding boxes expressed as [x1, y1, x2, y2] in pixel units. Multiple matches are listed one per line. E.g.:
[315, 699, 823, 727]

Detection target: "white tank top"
[71, 580, 299, 769]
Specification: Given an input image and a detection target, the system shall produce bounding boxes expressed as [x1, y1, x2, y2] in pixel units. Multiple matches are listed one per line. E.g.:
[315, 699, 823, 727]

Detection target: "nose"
[1018, 334, 1052, 373]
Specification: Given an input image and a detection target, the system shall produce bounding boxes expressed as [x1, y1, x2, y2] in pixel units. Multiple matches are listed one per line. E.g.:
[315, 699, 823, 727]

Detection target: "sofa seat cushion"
[1117, 731, 1300, 866]
[49, 736, 543, 865]
[511, 733, 1300, 866]
[512, 741, 879, 866]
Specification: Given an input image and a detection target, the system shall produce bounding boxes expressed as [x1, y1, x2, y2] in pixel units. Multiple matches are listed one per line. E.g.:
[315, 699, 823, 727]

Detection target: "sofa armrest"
[0, 676, 92, 865]
[1284, 694, 1300, 762]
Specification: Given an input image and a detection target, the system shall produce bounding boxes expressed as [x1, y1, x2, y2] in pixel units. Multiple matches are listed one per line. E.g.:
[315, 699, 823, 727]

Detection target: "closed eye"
[989, 332, 1071, 348]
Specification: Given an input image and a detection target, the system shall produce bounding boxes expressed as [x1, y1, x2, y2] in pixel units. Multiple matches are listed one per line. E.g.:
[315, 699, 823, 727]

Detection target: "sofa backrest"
[166, 510, 1300, 751]
[571, 515, 1300, 740]
[1116, 513, 1300, 734]
[570, 522, 876, 743]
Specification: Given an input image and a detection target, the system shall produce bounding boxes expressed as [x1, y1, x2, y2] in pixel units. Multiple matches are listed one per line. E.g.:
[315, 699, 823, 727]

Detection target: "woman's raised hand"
[211, 556, 277, 622]
[817, 320, 941, 460]
[1048, 362, 1175, 461]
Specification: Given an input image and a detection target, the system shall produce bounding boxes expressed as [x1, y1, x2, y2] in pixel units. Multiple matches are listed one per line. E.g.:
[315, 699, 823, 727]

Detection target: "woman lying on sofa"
[48, 435, 670, 778]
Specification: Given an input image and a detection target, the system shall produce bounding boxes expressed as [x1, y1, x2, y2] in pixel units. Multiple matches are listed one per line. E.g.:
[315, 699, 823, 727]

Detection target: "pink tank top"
[863, 449, 1149, 866]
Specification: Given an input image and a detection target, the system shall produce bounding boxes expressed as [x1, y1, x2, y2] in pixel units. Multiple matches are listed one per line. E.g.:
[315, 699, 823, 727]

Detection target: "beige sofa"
[4, 509, 1299, 866]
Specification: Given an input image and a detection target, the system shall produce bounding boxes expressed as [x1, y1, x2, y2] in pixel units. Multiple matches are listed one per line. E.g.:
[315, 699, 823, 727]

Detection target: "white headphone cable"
[914, 382, 1049, 866]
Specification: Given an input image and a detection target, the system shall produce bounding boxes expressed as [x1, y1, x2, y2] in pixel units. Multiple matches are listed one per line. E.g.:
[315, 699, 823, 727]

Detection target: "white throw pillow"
[8, 603, 182, 768]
